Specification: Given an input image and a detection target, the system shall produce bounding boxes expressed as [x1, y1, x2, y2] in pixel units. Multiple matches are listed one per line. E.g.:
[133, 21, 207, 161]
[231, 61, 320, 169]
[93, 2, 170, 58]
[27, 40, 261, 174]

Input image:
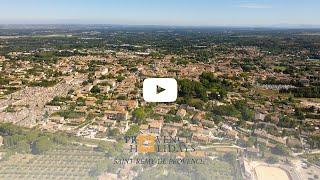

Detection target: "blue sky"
[0, 0, 319, 26]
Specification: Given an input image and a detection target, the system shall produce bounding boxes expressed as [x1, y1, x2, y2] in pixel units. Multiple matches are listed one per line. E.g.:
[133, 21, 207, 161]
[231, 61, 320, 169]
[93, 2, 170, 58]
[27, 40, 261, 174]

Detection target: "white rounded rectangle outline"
[143, 78, 177, 102]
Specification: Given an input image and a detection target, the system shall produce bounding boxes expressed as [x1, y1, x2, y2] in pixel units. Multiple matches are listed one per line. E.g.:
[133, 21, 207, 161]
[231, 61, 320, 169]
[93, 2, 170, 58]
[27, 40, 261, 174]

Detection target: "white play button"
[143, 78, 177, 102]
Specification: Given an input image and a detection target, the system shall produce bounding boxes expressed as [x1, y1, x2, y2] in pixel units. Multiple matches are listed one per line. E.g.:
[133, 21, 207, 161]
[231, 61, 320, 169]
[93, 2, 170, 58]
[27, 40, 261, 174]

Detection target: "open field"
[0, 145, 107, 180]
[297, 98, 320, 103]
[254, 88, 289, 98]
[255, 166, 290, 180]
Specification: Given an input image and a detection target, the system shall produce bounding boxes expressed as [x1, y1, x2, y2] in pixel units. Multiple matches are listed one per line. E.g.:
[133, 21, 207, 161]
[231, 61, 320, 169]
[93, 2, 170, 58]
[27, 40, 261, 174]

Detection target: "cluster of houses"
[0, 48, 319, 159]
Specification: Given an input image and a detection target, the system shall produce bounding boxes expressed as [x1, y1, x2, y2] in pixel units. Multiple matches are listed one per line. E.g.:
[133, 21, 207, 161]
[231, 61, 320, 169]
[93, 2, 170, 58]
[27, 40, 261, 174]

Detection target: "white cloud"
[239, 3, 272, 9]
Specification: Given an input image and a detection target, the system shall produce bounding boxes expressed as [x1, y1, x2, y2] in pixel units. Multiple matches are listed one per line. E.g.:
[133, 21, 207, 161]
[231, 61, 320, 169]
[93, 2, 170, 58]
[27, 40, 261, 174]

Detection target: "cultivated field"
[0, 145, 107, 180]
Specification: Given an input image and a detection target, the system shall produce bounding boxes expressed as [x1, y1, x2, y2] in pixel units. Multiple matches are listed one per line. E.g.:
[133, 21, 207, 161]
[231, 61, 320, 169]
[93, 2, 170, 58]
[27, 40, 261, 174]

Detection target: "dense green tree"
[133, 107, 146, 124]
[15, 140, 31, 153]
[90, 85, 101, 94]
[125, 125, 140, 136]
[271, 144, 290, 156]
[266, 156, 279, 164]
[32, 136, 54, 154]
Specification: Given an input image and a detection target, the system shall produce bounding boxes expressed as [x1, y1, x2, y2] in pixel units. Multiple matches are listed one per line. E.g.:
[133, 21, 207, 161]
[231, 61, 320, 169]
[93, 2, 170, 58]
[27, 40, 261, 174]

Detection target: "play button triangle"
[156, 85, 166, 94]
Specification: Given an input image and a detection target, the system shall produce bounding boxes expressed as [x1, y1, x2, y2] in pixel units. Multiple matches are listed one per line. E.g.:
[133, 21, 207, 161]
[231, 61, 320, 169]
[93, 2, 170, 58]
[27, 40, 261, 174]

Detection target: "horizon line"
[1, 23, 320, 29]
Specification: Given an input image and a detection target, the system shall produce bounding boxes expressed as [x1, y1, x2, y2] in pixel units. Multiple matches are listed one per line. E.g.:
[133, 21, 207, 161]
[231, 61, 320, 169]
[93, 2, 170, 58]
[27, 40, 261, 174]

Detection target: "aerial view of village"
[0, 1, 320, 180]
[0, 24, 319, 180]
